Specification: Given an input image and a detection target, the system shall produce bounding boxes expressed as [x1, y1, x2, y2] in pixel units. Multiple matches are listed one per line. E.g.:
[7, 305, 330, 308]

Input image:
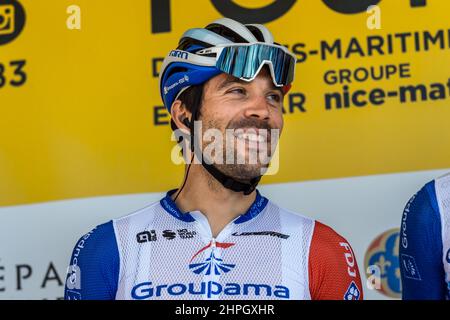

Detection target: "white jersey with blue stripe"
[65, 189, 363, 300]
[400, 173, 450, 299]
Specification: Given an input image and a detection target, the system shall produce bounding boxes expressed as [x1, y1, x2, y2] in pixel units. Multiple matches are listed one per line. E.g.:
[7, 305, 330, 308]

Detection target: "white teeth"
[234, 132, 266, 143]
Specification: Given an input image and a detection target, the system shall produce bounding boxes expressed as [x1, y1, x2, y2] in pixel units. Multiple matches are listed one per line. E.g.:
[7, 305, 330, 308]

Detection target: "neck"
[172, 163, 257, 238]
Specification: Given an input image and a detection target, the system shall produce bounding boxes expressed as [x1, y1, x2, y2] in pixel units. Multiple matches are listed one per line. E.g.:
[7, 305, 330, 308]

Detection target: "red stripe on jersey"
[308, 221, 364, 300]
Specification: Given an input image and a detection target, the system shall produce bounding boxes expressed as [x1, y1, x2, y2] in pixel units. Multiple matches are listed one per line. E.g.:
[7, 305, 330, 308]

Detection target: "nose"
[242, 95, 270, 121]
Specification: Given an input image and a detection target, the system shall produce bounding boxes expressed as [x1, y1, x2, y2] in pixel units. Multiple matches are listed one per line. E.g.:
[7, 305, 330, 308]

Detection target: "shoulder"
[268, 201, 315, 229]
[309, 221, 357, 270]
[310, 221, 351, 251]
[114, 200, 162, 227]
[404, 180, 439, 219]
[73, 220, 118, 255]
[65, 200, 163, 300]
[73, 198, 161, 252]
[74, 200, 162, 258]
[402, 179, 441, 240]
[65, 220, 119, 300]
[267, 201, 352, 253]
[68, 220, 119, 270]
[265, 200, 356, 253]
[268, 201, 351, 245]
[308, 221, 363, 300]
[308, 220, 359, 280]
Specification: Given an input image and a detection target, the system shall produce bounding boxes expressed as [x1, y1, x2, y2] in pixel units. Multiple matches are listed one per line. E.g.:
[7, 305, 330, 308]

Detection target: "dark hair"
[170, 83, 205, 132]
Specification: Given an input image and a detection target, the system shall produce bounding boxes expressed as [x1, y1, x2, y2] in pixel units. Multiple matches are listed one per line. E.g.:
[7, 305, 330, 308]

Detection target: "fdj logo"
[150, 0, 428, 33]
[0, 0, 25, 45]
[364, 228, 401, 299]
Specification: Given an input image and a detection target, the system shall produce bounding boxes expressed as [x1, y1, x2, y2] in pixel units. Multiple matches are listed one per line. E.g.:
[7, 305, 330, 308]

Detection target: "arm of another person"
[399, 181, 446, 300]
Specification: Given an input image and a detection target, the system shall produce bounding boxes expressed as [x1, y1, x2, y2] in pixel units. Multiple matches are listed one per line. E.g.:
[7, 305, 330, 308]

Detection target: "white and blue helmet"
[159, 17, 296, 113]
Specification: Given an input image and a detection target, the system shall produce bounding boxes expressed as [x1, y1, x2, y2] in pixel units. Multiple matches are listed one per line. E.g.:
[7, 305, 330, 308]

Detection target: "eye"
[227, 87, 246, 95]
[267, 92, 282, 103]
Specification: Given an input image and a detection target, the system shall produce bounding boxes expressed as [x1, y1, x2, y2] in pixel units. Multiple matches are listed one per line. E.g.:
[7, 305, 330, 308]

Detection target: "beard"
[200, 116, 277, 182]
[217, 163, 264, 182]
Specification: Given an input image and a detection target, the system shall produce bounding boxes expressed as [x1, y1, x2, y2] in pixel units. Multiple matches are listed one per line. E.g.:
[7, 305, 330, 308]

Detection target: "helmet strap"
[188, 105, 261, 195]
[201, 160, 261, 195]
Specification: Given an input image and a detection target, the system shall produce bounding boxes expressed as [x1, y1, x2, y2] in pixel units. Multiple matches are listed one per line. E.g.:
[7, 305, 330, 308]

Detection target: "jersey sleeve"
[399, 181, 446, 300]
[64, 221, 120, 300]
[308, 221, 364, 300]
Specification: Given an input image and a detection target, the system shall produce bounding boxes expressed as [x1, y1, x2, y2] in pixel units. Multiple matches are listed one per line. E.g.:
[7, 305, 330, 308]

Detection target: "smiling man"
[64, 18, 363, 300]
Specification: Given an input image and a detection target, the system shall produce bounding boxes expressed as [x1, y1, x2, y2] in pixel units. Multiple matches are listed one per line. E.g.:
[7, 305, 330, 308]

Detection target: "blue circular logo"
[365, 228, 401, 299]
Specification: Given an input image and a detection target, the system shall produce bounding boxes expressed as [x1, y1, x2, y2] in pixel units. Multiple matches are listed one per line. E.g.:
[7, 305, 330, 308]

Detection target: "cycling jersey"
[400, 173, 450, 300]
[64, 189, 363, 300]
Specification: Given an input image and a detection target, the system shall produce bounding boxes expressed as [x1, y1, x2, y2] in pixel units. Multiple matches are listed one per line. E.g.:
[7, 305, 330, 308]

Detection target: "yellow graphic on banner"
[0, 0, 449, 206]
[0, 5, 15, 35]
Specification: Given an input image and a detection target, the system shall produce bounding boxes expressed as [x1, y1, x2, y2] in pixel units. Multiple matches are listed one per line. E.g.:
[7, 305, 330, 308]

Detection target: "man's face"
[197, 68, 284, 181]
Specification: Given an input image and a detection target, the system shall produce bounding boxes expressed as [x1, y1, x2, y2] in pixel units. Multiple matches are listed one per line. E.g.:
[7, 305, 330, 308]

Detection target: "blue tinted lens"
[216, 44, 295, 86]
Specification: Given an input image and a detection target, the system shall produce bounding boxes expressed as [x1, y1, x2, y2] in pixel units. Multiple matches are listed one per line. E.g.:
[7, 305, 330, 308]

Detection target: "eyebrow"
[217, 75, 284, 95]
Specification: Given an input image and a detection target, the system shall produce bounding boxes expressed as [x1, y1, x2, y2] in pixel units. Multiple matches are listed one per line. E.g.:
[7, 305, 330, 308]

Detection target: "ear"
[170, 100, 192, 134]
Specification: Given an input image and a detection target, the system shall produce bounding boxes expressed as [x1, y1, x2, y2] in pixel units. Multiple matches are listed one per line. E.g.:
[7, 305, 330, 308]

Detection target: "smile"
[233, 128, 269, 144]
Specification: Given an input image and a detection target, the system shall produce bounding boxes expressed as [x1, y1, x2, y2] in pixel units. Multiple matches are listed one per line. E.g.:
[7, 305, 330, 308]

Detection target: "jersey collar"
[160, 189, 268, 224]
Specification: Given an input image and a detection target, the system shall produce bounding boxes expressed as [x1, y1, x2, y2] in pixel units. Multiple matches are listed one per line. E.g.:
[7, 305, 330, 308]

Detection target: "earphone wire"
[173, 145, 195, 203]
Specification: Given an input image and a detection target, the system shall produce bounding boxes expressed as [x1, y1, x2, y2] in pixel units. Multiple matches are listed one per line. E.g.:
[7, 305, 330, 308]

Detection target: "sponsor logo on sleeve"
[344, 281, 361, 300]
[400, 254, 421, 281]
